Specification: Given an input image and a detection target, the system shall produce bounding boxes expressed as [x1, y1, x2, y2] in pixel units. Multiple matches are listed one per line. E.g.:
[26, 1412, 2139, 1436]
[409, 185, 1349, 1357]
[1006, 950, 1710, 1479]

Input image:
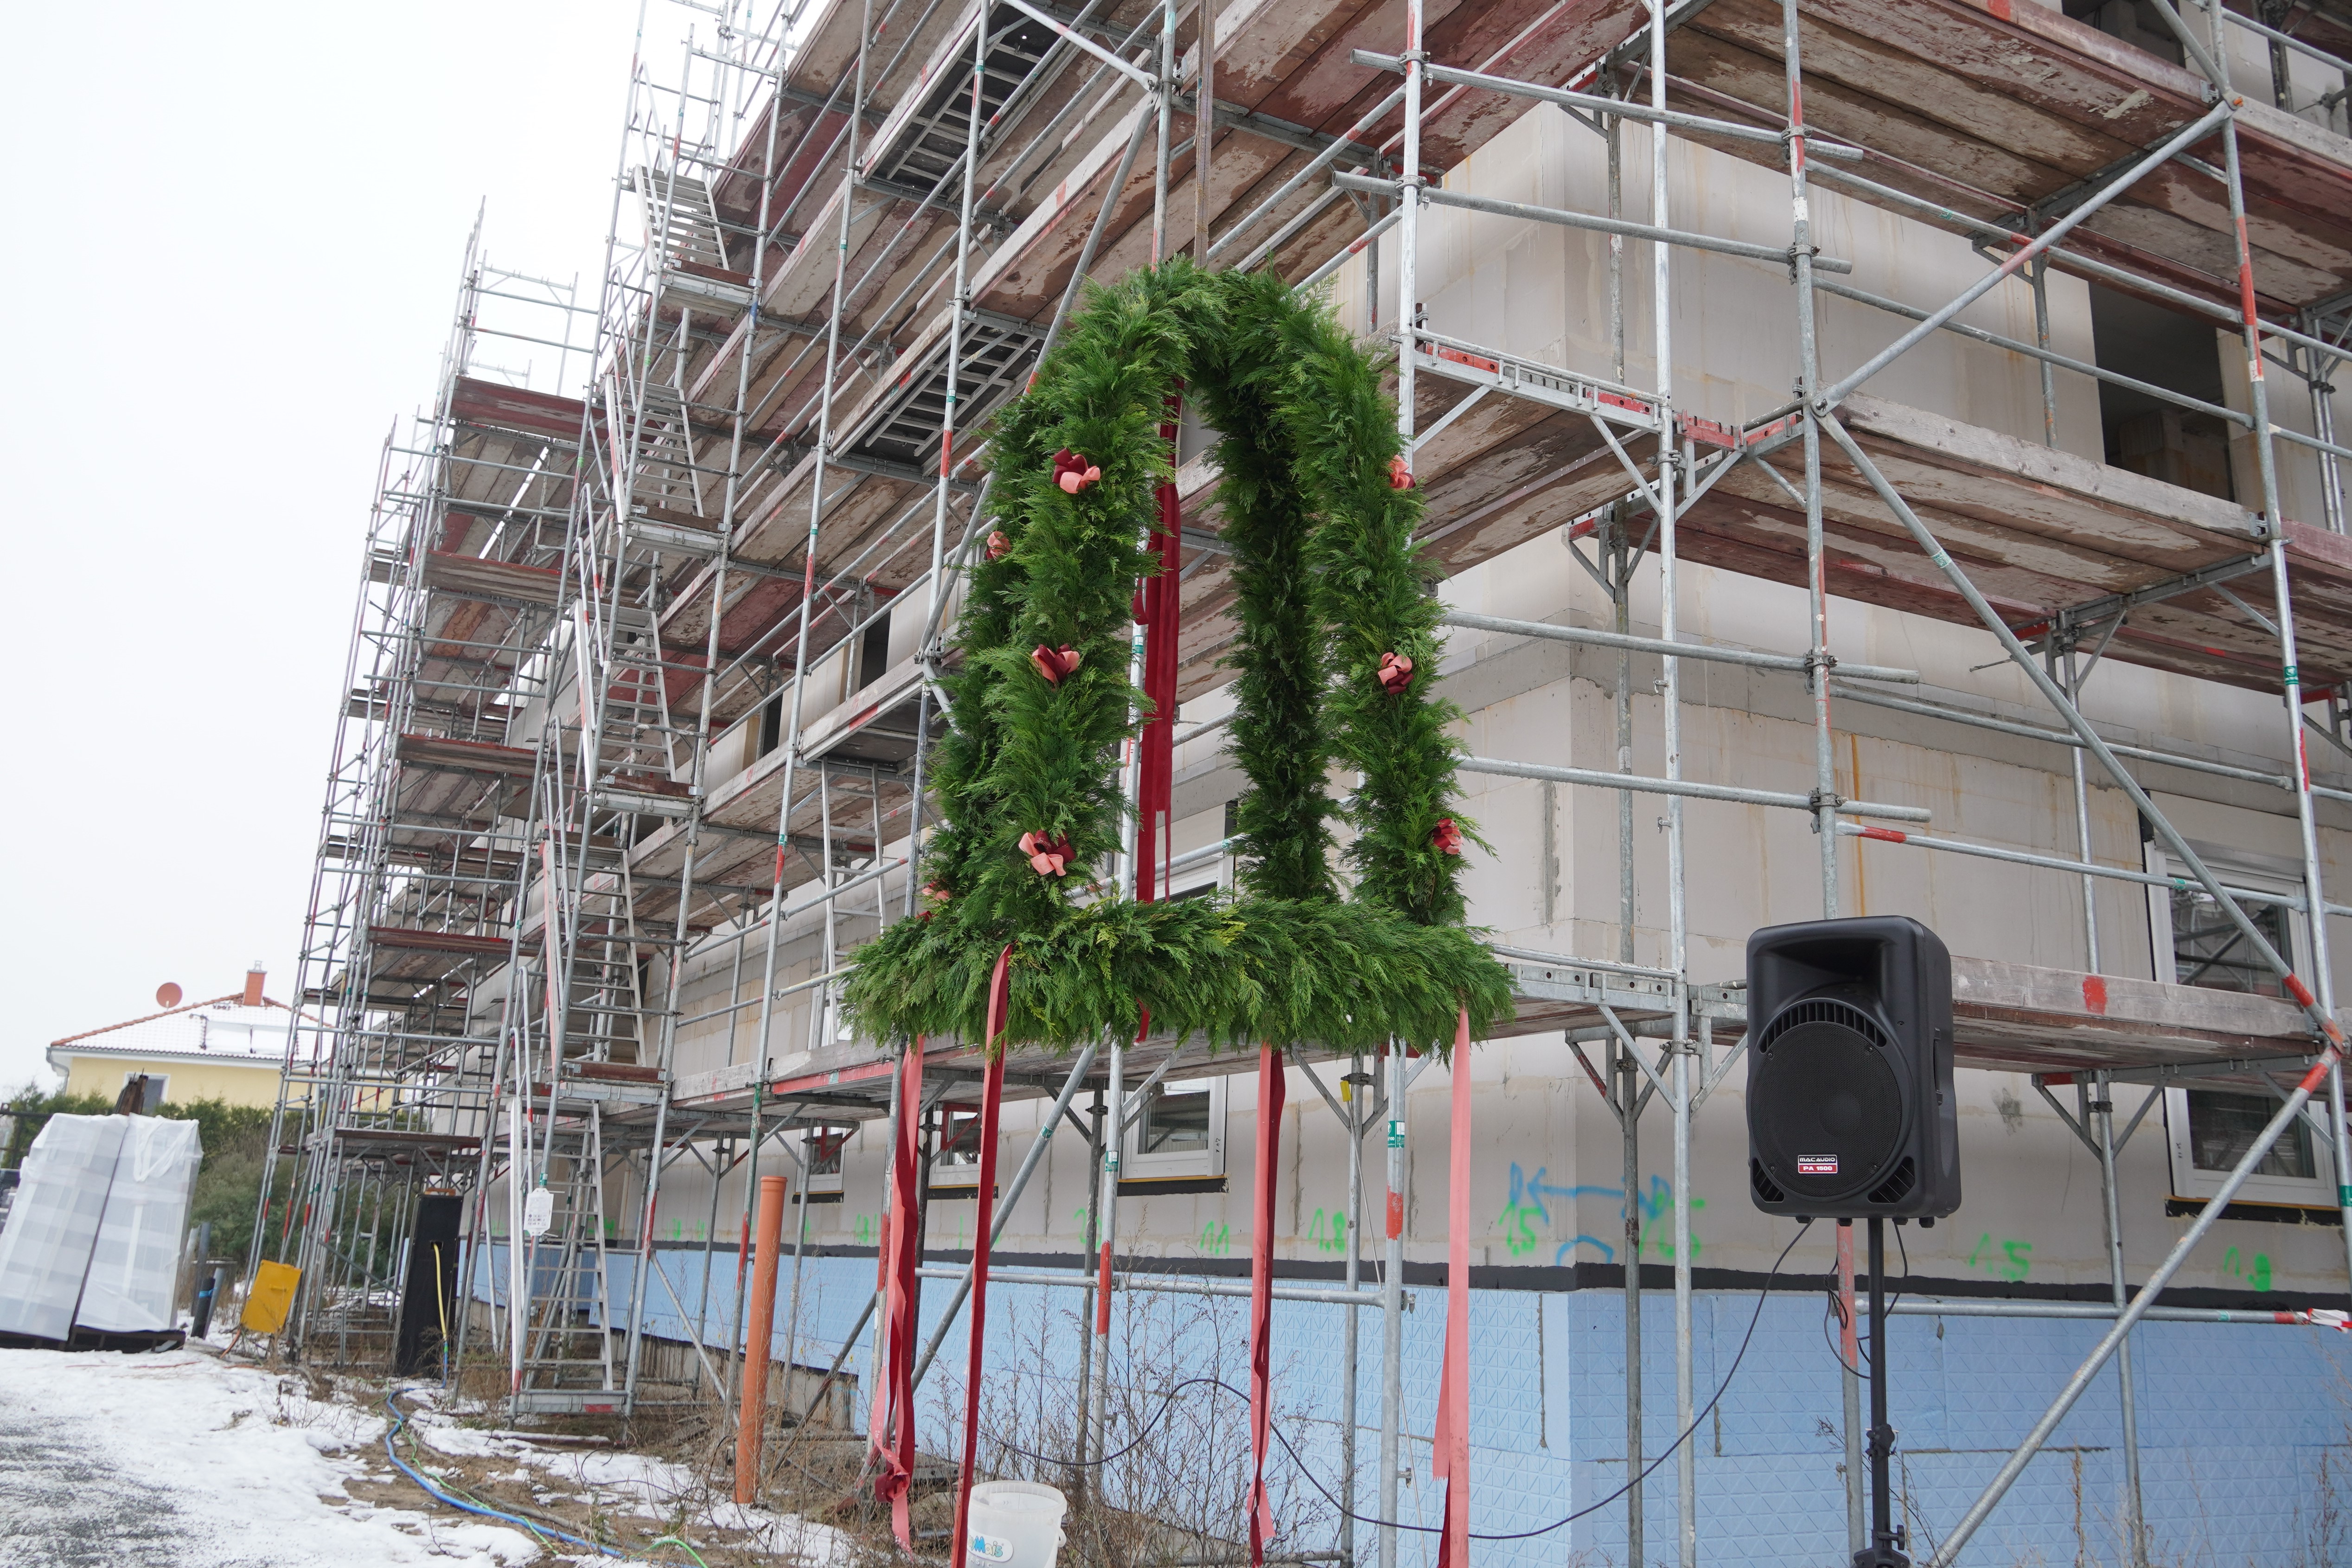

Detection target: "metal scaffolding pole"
[1377, 1035, 1407, 1568]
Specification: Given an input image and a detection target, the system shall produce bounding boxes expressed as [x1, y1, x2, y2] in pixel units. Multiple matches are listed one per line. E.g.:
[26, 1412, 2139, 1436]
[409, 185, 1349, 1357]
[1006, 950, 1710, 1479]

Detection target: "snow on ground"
[0, 1343, 854, 1568]
[0, 1345, 535, 1566]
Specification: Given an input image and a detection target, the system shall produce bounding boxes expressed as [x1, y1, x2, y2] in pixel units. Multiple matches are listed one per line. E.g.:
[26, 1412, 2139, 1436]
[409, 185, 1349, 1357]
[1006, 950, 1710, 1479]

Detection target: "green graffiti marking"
[1307, 1208, 1349, 1255]
[1636, 1175, 1704, 1262]
[2222, 1246, 2274, 1292]
[1965, 1232, 2032, 1282]
[1198, 1220, 1234, 1258]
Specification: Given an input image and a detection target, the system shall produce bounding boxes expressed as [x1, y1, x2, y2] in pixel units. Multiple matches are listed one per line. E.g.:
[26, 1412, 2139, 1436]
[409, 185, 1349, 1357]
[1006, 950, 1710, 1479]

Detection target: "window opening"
[2088, 284, 2234, 501]
[2062, 1, 2185, 66]
[856, 609, 893, 693]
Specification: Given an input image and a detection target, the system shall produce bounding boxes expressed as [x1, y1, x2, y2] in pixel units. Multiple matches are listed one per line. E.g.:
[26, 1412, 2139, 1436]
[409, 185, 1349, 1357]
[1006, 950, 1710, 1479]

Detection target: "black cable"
[1823, 1218, 1916, 1379]
[986, 1222, 1815, 1543]
[1824, 1285, 1867, 1380]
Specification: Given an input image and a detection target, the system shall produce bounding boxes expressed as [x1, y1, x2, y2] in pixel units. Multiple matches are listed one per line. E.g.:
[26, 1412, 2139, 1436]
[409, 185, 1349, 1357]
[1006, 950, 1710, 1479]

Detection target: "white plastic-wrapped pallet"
[0, 1114, 130, 1340]
[0, 1114, 203, 1339]
[77, 1116, 203, 1332]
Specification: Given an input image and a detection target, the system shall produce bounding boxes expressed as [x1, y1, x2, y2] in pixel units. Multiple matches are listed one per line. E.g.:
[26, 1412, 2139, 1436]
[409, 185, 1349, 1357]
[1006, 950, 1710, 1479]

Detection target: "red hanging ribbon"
[1135, 390, 1183, 902]
[950, 947, 1016, 1567]
[871, 1035, 927, 1549]
[1432, 1009, 1472, 1568]
[1247, 1041, 1287, 1566]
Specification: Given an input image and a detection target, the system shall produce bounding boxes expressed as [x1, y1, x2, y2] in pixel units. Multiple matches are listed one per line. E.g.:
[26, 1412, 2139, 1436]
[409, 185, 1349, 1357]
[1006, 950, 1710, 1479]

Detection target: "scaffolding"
[258, 0, 2352, 1559]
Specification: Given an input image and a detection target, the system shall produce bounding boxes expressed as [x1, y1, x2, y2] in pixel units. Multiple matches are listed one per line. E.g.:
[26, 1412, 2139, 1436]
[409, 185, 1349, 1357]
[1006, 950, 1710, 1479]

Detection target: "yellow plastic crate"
[241, 1261, 301, 1335]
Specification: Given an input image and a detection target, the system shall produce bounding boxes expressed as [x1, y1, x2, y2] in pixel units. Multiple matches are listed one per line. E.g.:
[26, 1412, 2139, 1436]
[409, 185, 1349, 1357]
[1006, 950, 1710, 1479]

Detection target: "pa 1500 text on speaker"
[1745, 915, 1960, 1221]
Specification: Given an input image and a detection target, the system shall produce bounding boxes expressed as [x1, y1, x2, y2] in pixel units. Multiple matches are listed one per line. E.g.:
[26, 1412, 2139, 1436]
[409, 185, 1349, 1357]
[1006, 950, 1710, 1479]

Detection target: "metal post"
[2299, 307, 2346, 532]
[1074, 1086, 1104, 1493]
[1619, 1041, 1646, 1564]
[1154, 0, 1175, 261]
[1377, 1036, 1406, 1568]
[1088, 1034, 1125, 1482]
[864, 1050, 908, 1442]
[1643, 0, 1695, 1559]
[1381, 11, 1426, 1556]
[745, 0, 873, 1161]
[2214, 17, 2352, 1313]
[1194, 0, 1215, 262]
[782, 1125, 818, 1418]
[2032, 251, 2059, 449]
[2091, 1071, 2145, 1564]
[2053, 659, 2101, 976]
[1838, 1220, 1863, 1555]
[1864, 1219, 1896, 1567]
[1782, 0, 1837, 921]
[1340, 1054, 1365, 1566]
[725, 1084, 764, 1427]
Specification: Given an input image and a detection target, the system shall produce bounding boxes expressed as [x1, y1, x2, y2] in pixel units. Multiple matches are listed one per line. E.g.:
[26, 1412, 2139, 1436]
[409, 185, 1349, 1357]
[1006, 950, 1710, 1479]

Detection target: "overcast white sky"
[0, 2, 693, 1090]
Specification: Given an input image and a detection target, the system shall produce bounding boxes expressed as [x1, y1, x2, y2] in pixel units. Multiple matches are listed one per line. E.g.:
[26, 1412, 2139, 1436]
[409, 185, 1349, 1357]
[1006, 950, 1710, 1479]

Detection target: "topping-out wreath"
[842, 260, 1511, 1054]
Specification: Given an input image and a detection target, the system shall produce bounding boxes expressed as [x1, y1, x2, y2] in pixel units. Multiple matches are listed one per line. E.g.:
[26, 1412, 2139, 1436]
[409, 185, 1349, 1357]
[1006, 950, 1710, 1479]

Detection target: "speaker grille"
[1758, 995, 1891, 1056]
[1867, 1156, 1916, 1207]
[1750, 1158, 1786, 1206]
[1749, 993, 1904, 1205]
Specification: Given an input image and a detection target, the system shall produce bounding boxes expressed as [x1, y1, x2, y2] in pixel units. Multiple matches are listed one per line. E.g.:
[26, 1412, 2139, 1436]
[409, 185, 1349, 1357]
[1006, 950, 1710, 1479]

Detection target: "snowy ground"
[0, 1344, 850, 1567]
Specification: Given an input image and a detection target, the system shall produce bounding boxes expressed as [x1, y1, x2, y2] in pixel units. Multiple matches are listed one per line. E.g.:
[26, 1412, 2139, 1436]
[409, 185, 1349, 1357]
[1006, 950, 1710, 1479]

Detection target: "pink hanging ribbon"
[1432, 1008, 1471, 1568]
[950, 946, 1016, 1568]
[870, 1035, 927, 1549]
[1247, 1041, 1287, 1565]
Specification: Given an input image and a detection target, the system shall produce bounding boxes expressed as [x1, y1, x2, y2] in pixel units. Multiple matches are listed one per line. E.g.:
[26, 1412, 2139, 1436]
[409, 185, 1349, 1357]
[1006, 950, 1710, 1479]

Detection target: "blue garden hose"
[382, 1387, 626, 1558]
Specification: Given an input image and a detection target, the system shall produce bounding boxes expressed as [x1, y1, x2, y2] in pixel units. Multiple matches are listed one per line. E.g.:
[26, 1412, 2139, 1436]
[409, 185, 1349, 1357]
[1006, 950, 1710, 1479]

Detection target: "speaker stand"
[1853, 1217, 1909, 1568]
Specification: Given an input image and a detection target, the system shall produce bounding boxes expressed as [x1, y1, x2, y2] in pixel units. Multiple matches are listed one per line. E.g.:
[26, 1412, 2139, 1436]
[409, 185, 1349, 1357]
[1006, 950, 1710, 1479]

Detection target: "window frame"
[2161, 1083, 2338, 1207]
[2145, 843, 2338, 1206]
[933, 1106, 986, 1183]
[123, 1073, 167, 1112]
[1120, 1075, 1227, 1180]
[2142, 842, 2312, 1000]
[801, 1124, 851, 1195]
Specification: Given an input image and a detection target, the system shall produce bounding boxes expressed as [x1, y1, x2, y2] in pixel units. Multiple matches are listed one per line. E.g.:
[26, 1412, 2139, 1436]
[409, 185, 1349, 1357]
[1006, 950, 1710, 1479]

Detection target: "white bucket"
[966, 1480, 1068, 1568]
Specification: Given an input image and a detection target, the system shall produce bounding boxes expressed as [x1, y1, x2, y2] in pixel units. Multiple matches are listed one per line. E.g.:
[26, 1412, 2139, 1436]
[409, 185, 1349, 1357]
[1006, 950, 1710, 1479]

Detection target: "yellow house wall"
[58, 1055, 281, 1109]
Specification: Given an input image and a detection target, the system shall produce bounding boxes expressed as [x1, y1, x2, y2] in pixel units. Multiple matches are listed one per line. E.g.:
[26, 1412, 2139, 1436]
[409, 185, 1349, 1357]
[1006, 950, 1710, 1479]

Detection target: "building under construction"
[256, 0, 2352, 1562]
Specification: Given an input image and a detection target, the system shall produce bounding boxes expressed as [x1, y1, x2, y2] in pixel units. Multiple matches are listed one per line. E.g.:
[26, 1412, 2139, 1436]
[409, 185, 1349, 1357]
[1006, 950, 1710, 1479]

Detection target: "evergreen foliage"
[845, 261, 1511, 1055]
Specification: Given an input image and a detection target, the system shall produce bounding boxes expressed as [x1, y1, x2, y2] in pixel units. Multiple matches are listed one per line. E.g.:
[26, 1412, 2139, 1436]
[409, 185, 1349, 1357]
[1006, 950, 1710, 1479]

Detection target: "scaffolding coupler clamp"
[1803, 647, 1834, 690]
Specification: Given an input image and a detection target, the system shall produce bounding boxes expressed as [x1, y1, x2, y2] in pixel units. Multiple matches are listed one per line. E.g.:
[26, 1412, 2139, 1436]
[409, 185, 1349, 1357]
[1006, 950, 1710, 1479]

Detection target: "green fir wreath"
[841, 260, 1513, 1056]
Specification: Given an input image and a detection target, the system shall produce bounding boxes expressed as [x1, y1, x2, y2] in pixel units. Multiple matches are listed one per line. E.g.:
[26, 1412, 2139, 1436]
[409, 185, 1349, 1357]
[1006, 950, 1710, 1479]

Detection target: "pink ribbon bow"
[1030, 644, 1083, 685]
[1377, 652, 1415, 694]
[1019, 831, 1075, 877]
[1388, 454, 1415, 490]
[985, 530, 1011, 561]
[1053, 448, 1103, 494]
[1432, 817, 1463, 856]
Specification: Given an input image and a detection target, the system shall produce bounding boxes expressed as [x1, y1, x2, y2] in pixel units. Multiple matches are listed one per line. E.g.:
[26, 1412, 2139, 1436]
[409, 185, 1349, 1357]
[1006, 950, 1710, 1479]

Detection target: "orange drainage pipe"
[735, 1173, 788, 1505]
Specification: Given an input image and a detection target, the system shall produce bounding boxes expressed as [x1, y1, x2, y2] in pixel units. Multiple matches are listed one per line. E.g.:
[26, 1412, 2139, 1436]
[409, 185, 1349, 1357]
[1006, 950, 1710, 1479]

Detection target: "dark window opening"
[758, 691, 783, 757]
[2184, 1089, 2316, 1178]
[2089, 283, 2235, 501]
[856, 609, 893, 693]
[2062, 0, 2184, 66]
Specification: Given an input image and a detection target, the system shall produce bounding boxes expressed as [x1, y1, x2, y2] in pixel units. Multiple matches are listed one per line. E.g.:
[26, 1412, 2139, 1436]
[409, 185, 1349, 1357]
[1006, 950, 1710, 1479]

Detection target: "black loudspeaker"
[1746, 915, 1960, 1221]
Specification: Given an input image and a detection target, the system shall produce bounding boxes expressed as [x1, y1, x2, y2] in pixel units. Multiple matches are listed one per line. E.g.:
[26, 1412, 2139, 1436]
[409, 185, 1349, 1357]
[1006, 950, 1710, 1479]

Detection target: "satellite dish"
[156, 983, 184, 1009]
